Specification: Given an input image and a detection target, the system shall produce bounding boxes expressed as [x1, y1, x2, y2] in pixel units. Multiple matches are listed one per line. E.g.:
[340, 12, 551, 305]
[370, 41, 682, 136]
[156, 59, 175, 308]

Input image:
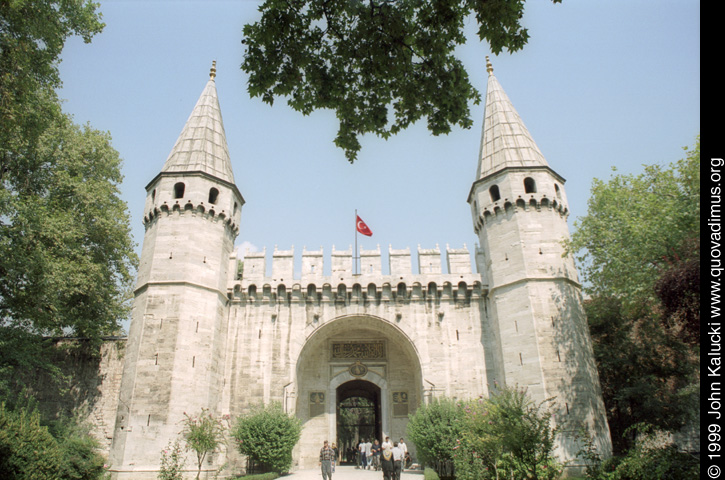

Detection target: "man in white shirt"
[381, 436, 392, 453]
[364, 439, 373, 469]
[391, 442, 403, 480]
[399, 437, 408, 469]
[358, 440, 365, 469]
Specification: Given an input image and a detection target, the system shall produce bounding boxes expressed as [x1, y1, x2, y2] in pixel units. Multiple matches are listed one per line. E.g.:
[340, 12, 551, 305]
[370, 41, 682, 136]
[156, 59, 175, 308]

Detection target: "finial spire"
[486, 56, 494, 75]
[210, 60, 217, 80]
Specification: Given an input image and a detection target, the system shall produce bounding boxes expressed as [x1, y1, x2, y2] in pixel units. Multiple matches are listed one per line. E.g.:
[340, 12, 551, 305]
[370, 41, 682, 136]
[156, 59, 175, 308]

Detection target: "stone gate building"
[108, 60, 612, 478]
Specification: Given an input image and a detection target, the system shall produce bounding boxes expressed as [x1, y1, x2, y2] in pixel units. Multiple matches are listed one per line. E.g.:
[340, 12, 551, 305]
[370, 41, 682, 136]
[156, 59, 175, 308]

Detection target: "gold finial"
[210, 60, 217, 80]
[486, 56, 494, 75]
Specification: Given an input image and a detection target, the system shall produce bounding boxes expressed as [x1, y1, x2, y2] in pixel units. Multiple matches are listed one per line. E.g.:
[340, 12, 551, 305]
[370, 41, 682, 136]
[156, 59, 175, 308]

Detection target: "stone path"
[282, 465, 423, 479]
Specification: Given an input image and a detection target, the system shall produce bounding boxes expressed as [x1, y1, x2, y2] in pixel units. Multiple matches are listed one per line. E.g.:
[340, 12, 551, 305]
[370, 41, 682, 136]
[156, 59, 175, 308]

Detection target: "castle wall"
[27, 340, 126, 456]
[221, 245, 491, 471]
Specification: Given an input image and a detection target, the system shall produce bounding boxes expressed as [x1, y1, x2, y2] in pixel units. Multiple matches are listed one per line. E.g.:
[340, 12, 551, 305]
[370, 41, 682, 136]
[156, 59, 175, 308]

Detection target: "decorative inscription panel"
[309, 391, 325, 417]
[331, 341, 385, 360]
[392, 391, 409, 417]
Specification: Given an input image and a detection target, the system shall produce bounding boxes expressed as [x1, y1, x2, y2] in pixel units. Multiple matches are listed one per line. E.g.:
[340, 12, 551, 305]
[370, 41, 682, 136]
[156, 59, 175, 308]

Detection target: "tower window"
[489, 185, 501, 202]
[173, 182, 185, 199]
[524, 177, 537, 194]
[151, 188, 156, 203]
[555, 183, 562, 200]
[208, 187, 219, 204]
[233, 202, 238, 216]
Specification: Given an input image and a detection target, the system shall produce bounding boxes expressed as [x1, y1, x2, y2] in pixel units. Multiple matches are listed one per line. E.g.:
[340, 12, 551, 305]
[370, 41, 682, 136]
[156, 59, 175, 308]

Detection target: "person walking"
[399, 437, 409, 470]
[391, 442, 403, 480]
[364, 438, 373, 469]
[319, 440, 335, 480]
[381, 446, 394, 480]
[331, 442, 339, 473]
[358, 439, 366, 469]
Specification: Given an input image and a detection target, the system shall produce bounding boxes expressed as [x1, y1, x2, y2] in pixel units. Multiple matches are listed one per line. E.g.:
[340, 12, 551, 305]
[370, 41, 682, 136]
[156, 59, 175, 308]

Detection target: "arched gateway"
[294, 315, 423, 468]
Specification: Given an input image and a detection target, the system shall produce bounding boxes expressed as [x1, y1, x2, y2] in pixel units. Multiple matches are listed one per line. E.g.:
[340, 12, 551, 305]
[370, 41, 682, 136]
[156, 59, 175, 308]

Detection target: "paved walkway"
[283, 465, 423, 479]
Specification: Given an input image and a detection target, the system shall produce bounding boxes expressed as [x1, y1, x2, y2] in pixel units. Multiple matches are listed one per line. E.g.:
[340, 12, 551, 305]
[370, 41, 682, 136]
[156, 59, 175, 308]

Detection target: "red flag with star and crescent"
[356, 215, 373, 236]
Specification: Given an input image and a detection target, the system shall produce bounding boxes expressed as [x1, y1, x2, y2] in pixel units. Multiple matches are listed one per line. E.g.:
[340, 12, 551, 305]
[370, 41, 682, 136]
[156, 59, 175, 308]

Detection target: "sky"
[58, 0, 700, 277]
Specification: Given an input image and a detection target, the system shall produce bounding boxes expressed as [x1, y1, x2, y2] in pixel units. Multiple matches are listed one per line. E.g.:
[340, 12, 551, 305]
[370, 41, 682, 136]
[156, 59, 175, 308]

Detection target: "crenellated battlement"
[473, 193, 568, 234]
[142, 200, 240, 234]
[229, 243, 486, 302]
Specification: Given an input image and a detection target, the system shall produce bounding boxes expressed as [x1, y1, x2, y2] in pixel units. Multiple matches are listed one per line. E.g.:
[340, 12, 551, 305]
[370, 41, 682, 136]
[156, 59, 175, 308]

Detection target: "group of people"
[319, 437, 410, 480]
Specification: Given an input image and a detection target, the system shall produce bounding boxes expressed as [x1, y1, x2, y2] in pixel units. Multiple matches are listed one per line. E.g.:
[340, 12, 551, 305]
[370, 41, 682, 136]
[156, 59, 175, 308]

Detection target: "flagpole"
[354, 209, 358, 275]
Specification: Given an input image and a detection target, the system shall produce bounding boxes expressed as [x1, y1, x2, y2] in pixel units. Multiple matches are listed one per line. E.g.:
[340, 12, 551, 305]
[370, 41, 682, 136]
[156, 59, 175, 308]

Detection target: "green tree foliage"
[570, 138, 700, 454]
[407, 397, 463, 466]
[182, 409, 227, 480]
[0, 402, 109, 480]
[570, 138, 700, 320]
[242, 0, 561, 162]
[48, 415, 108, 480]
[1, 1, 137, 387]
[1, 115, 137, 338]
[0, 403, 64, 480]
[0, 0, 104, 174]
[1, 3, 137, 475]
[584, 296, 698, 454]
[454, 388, 561, 480]
[232, 402, 302, 474]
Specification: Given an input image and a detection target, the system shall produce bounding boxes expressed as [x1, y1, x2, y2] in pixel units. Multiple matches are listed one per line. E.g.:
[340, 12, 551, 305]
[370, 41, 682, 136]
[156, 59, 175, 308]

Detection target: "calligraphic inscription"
[309, 391, 325, 417]
[331, 341, 385, 360]
[392, 391, 409, 417]
[349, 361, 368, 377]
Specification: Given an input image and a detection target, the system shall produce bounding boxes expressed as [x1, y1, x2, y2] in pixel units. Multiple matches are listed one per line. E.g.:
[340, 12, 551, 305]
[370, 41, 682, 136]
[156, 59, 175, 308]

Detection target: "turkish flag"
[356, 215, 373, 236]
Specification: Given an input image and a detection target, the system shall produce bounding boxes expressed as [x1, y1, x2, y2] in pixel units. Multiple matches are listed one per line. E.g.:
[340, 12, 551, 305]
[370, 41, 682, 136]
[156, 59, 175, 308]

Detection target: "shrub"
[454, 387, 561, 480]
[232, 402, 301, 474]
[158, 440, 185, 480]
[604, 424, 699, 480]
[423, 467, 441, 480]
[0, 403, 64, 480]
[49, 415, 108, 480]
[407, 397, 463, 467]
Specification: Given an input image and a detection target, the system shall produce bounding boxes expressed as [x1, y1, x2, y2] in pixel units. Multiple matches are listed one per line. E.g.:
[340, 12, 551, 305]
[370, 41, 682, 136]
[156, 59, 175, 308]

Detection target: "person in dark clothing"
[371, 439, 382, 471]
[381, 446, 394, 480]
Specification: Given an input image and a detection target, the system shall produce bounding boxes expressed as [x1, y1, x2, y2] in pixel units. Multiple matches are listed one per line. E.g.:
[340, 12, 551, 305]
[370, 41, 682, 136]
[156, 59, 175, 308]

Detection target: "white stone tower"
[468, 58, 612, 465]
[109, 63, 243, 479]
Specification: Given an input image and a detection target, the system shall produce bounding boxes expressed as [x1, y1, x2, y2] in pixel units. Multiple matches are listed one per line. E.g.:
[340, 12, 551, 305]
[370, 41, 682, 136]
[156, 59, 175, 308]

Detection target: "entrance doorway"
[336, 380, 381, 464]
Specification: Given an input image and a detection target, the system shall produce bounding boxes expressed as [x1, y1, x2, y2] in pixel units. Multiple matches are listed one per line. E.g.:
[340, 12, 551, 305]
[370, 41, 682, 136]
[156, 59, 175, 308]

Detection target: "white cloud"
[235, 241, 260, 260]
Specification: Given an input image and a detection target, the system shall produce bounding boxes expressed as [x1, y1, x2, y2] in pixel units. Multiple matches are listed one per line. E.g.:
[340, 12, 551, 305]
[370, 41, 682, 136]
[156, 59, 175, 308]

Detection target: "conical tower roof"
[476, 58, 549, 179]
[161, 62, 235, 183]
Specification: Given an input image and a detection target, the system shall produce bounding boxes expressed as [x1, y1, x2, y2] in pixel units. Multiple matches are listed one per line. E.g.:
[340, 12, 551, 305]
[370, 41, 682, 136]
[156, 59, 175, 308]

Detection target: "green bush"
[453, 387, 561, 480]
[407, 397, 463, 466]
[49, 416, 108, 480]
[56, 432, 107, 480]
[579, 424, 699, 480]
[609, 425, 698, 480]
[0, 403, 64, 480]
[423, 467, 441, 480]
[232, 402, 301, 474]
